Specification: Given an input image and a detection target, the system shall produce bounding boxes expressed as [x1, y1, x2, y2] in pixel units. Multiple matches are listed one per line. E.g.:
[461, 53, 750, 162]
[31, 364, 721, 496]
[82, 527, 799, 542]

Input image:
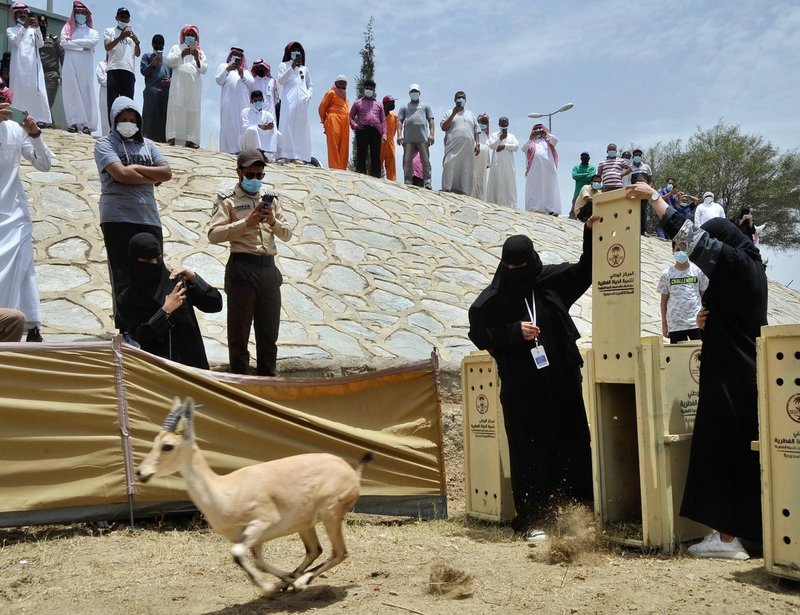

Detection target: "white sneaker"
[524, 529, 549, 544]
[687, 531, 750, 560]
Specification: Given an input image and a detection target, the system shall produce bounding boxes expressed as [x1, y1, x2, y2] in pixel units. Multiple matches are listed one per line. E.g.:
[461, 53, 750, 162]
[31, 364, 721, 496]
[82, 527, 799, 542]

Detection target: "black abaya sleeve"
[468, 292, 526, 351]
[537, 223, 593, 308]
[186, 275, 223, 314]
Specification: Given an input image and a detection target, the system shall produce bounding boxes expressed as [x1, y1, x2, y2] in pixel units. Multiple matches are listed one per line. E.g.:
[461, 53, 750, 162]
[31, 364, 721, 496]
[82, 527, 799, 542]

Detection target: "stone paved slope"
[23, 131, 800, 374]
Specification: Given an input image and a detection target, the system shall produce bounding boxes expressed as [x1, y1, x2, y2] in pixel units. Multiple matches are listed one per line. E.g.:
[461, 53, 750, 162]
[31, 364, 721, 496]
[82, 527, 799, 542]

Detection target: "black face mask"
[384, 103, 395, 113]
[499, 262, 542, 296]
[254, 68, 265, 77]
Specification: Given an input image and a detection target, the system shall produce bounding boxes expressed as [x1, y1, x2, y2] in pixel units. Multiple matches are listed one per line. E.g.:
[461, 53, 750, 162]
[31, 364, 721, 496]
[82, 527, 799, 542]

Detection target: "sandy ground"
[1, 403, 799, 615]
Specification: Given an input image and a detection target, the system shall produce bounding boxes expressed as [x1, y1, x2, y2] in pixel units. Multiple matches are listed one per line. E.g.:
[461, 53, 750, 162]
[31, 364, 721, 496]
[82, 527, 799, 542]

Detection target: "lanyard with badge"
[525, 290, 549, 369]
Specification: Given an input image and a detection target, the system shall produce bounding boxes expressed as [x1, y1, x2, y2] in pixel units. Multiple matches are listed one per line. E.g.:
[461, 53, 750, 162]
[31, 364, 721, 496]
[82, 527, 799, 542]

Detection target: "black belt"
[230, 253, 274, 266]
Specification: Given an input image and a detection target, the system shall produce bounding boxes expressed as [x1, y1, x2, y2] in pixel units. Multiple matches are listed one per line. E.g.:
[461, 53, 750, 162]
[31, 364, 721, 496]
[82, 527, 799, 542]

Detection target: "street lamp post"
[527, 102, 574, 131]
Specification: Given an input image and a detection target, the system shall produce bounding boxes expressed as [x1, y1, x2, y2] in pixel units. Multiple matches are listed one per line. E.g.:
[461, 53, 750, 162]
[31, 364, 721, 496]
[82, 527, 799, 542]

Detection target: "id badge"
[531, 344, 549, 370]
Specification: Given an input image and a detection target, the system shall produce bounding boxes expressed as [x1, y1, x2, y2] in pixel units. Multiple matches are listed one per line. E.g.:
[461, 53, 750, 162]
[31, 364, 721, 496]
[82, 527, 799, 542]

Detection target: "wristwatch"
[649, 192, 660, 202]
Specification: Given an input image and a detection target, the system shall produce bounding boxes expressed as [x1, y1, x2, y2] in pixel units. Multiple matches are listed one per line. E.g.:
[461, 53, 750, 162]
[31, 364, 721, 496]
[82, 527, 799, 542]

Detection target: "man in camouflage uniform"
[207, 149, 293, 376]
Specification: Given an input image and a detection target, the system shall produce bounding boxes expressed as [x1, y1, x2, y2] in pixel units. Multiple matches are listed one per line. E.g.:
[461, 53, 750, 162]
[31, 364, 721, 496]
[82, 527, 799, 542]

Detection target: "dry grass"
[426, 561, 473, 599]
[529, 504, 603, 565]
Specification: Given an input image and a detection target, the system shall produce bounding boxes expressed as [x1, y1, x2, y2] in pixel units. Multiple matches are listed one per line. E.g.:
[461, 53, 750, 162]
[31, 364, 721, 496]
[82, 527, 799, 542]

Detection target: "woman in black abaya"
[468, 215, 599, 540]
[629, 183, 767, 559]
[117, 233, 223, 369]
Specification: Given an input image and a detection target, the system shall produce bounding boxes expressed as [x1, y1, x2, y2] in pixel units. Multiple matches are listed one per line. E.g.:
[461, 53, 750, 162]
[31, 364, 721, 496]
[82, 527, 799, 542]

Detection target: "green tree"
[645, 122, 800, 250]
[349, 16, 376, 172]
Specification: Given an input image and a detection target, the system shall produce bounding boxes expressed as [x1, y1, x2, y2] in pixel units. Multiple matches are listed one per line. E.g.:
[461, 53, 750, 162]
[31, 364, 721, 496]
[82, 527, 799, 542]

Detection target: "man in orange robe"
[381, 94, 398, 181]
[317, 74, 349, 169]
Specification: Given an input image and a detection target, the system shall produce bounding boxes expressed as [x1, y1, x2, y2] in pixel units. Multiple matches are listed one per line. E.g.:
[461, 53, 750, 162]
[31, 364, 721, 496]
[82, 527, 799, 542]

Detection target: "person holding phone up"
[104, 6, 140, 114]
[116, 233, 222, 368]
[208, 149, 294, 377]
[5, 3, 52, 127]
[0, 79, 53, 342]
[216, 46, 253, 154]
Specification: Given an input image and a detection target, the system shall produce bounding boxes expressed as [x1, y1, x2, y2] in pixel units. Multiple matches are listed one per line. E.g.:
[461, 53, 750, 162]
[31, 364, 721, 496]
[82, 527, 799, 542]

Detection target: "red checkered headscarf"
[63, 1, 93, 39]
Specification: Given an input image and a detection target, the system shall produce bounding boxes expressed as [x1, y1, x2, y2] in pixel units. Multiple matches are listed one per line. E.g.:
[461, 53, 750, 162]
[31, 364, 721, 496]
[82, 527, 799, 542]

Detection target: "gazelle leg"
[292, 527, 323, 577]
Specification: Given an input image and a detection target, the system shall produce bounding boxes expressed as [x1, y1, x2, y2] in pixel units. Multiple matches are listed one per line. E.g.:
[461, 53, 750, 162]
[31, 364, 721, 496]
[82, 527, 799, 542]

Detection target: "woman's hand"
[163, 280, 186, 315]
[170, 265, 196, 284]
[521, 321, 540, 341]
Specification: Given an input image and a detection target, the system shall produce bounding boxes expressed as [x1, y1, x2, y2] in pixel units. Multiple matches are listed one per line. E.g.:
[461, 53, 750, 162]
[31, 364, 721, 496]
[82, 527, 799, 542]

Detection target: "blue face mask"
[633, 155, 642, 164]
[592, 182, 602, 190]
[253, 101, 265, 111]
[456, 98, 466, 107]
[290, 50, 301, 60]
[607, 150, 617, 158]
[75, 14, 87, 25]
[241, 177, 261, 193]
[479, 122, 488, 130]
[184, 35, 196, 46]
[674, 251, 689, 264]
[666, 183, 674, 192]
[117, 20, 129, 30]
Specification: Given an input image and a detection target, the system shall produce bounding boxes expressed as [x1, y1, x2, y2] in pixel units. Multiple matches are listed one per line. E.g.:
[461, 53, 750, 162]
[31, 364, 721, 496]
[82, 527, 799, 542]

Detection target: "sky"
[29, 0, 800, 289]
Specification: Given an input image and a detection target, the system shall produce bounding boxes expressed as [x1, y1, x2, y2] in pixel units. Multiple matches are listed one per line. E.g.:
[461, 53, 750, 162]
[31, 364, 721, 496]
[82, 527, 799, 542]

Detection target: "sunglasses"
[242, 171, 265, 180]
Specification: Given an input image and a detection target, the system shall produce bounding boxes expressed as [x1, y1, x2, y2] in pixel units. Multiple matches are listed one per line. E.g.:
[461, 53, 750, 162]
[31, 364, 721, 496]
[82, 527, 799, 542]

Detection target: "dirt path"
[1, 404, 799, 615]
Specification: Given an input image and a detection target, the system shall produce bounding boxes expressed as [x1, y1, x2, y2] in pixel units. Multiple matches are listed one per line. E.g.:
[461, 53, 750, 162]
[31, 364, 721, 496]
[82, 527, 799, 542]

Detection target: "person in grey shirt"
[397, 83, 434, 189]
[94, 95, 172, 331]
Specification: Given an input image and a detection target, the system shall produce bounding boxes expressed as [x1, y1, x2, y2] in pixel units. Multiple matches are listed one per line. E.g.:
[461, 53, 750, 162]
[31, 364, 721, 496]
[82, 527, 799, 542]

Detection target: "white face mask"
[363, 89, 374, 98]
[704, 197, 713, 204]
[409, 92, 420, 102]
[116, 121, 139, 138]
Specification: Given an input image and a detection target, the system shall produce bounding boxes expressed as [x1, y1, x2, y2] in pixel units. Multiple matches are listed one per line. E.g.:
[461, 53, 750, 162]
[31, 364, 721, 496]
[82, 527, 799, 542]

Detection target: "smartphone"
[234, 56, 242, 66]
[260, 192, 275, 207]
[8, 106, 27, 124]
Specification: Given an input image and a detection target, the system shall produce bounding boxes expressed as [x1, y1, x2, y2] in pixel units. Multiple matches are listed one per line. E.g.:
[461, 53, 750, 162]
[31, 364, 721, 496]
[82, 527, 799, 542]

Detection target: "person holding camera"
[522, 123, 562, 215]
[104, 7, 140, 113]
[140, 34, 171, 143]
[165, 25, 206, 148]
[216, 46, 253, 154]
[116, 233, 222, 368]
[486, 117, 519, 208]
[276, 41, 313, 163]
[208, 149, 294, 376]
[6, 4, 52, 127]
[0, 79, 52, 342]
[440, 90, 481, 194]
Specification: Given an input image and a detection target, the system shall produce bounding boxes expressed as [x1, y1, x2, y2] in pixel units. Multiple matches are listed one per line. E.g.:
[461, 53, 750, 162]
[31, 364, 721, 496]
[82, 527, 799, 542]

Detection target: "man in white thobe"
[240, 92, 280, 161]
[165, 25, 207, 148]
[276, 41, 313, 162]
[440, 90, 480, 194]
[96, 59, 109, 135]
[486, 117, 519, 209]
[5, 3, 51, 125]
[60, 1, 99, 134]
[216, 46, 253, 154]
[522, 123, 561, 214]
[0, 82, 52, 342]
[472, 112, 491, 200]
[251, 59, 278, 117]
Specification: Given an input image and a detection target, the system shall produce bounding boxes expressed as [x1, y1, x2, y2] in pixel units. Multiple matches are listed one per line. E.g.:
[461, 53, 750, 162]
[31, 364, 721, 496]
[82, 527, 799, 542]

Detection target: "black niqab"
[496, 235, 543, 297]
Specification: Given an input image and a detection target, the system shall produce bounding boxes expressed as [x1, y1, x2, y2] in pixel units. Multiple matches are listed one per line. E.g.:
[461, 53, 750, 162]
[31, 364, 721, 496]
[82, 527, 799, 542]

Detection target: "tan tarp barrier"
[0, 340, 446, 526]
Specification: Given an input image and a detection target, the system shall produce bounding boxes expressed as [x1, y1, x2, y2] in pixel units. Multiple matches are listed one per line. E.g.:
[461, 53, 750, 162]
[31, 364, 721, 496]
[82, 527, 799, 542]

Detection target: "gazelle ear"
[181, 397, 195, 442]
